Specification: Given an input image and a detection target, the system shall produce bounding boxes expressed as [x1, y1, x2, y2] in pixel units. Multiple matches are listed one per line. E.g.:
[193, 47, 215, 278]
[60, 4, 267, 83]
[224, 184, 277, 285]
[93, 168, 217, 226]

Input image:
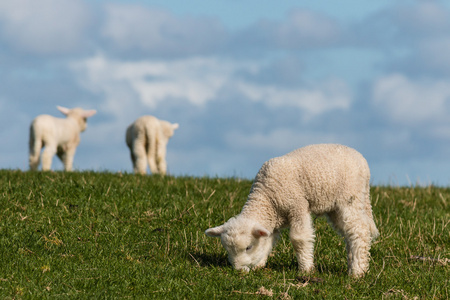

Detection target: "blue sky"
[2, 0, 450, 185]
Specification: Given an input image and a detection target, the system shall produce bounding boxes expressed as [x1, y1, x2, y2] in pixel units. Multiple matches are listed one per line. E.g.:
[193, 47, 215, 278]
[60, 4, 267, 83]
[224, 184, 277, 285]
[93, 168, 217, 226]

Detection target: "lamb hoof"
[349, 270, 366, 278]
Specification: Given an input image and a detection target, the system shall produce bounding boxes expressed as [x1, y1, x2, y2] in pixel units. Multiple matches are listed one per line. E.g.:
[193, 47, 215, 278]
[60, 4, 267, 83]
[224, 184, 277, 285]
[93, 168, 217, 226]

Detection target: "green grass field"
[0, 170, 448, 299]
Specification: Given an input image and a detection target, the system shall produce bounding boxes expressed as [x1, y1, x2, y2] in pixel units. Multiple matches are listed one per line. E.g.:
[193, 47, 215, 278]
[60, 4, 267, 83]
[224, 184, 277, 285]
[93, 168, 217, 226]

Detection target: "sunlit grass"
[0, 170, 448, 298]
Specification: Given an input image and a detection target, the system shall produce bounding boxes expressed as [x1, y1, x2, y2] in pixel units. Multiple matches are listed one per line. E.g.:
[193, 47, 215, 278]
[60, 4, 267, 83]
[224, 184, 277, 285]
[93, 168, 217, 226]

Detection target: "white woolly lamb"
[126, 115, 179, 175]
[206, 144, 379, 277]
[29, 106, 97, 171]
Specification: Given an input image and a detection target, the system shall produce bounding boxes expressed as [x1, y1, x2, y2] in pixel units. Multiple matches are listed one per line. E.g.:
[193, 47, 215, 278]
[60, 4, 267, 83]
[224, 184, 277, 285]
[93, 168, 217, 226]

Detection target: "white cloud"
[71, 54, 352, 121]
[235, 78, 351, 117]
[239, 8, 342, 50]
[0, 0, 91, 55]
[394, 1, 450, 36]
[277, 9, 342, 48]
[70, 54, 248, 114]
[226, 128, 345, 154]
[364, 2, 450, 76]
[101, 3, 226, 56]
[415, 37, 450, 73]
[372, 74, 450, 125]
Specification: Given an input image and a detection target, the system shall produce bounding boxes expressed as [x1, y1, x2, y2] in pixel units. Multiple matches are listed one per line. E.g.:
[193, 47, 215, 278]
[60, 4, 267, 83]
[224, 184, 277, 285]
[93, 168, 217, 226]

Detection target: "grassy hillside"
[0, 170, 448, 299]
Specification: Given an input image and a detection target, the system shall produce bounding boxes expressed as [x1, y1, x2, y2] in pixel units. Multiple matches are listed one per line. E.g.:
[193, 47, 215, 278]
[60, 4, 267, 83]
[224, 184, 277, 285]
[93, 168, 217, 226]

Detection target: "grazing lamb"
[29, 106, 97, 171]
[125, 115, 179, 175]
[205, 144, 379, 277]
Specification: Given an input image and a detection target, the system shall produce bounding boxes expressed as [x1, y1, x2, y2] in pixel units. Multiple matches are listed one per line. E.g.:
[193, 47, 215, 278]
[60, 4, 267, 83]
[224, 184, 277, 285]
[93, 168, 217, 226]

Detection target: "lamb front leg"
[61, 147, 76, 171]
[41, 144, 57, 171]
[289, 213, 315, 274]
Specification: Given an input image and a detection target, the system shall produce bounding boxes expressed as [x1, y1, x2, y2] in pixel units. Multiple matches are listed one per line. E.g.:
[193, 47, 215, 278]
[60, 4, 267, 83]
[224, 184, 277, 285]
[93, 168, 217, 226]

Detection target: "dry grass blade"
[410, 255, 449, 266]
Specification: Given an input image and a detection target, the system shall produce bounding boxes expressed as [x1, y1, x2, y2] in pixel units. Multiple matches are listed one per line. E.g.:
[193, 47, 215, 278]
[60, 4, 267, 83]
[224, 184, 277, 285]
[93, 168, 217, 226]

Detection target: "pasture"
[0, 170, 448, 299]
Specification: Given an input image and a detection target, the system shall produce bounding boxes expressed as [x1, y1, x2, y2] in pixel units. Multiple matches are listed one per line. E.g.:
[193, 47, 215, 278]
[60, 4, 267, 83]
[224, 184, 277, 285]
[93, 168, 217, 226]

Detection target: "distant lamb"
[29, 106, 97, 171]
[206, 144, 379, 277]
[126, 116, 179, 175]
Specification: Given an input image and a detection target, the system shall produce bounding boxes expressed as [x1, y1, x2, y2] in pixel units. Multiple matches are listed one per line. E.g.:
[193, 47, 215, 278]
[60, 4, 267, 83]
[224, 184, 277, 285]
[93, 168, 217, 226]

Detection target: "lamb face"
[57, 106, 96, 132]
[205, 217, 278, 271]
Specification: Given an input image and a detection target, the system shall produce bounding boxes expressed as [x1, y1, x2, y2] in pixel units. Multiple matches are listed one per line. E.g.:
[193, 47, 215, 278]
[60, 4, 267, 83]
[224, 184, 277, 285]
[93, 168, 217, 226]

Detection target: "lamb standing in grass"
[126, 116, 179, 175]
[29, 106, 97, 171]
[205, 144, 379, 277]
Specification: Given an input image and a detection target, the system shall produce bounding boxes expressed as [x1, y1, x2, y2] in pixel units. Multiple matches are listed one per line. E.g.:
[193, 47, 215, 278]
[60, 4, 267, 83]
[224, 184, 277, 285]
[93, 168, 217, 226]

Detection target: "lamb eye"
[246, 245, 253, 251]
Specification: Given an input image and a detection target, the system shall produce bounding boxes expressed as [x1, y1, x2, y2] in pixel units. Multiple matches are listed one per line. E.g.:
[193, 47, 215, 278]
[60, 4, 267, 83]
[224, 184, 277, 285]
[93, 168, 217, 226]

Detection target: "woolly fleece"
[126, 115, 179, 175]
[206, 144, 379, 277]
[29, 106, 97, 171]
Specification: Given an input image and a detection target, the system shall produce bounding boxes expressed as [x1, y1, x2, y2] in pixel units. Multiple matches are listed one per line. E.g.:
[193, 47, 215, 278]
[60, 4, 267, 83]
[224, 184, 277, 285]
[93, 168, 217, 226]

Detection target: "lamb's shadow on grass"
[189, 252, 229, 268]
[267, 258, 347, 277]
[189, 251, 346, 278]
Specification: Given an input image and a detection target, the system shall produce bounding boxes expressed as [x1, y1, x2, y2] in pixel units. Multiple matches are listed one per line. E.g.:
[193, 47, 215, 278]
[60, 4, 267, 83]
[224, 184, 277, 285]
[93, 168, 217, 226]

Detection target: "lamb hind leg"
[132, 142, 148, 175]
[155, 155, 167, 175]
[328, 208, 371, 277]
[155, 138, 168, 175]
[29, 138, 42, 171]
[344, 222, 371, 277]
[148, 155, 159, 174]
[147, 142, 159, 175]
[363, 188, 379, 241]
[289, 213, 315, 273]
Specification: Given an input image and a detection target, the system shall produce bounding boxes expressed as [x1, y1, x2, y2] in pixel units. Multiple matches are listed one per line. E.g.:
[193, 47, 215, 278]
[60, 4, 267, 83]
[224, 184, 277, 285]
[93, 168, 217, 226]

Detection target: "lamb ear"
[252, 225, 270, 238]
[57, 106, 70, 116]
[172, 123, 179, 130]
[205, 225, 225, 237]
[82, 109, 97, 118]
